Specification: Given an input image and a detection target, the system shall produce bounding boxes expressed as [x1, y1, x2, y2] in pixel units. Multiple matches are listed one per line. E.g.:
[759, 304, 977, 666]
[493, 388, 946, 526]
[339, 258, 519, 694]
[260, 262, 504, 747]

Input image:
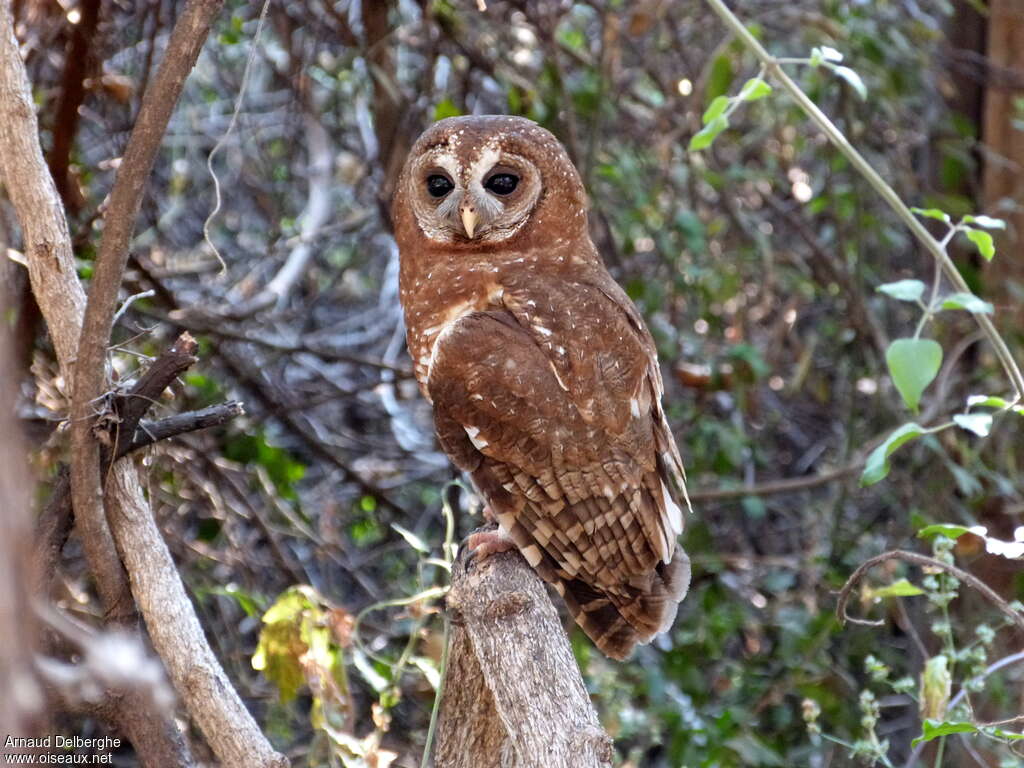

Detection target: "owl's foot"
[463, 526, 516, 570]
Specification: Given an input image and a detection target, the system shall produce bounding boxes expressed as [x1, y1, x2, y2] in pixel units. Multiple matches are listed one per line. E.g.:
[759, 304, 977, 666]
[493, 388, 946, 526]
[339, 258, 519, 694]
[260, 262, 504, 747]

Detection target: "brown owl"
[394, 115, 690, 660]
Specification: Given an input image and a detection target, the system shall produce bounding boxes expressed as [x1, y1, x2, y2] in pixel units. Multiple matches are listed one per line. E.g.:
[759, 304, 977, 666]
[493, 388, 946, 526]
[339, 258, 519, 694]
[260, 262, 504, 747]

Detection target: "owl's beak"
[460, 206, 479, 239]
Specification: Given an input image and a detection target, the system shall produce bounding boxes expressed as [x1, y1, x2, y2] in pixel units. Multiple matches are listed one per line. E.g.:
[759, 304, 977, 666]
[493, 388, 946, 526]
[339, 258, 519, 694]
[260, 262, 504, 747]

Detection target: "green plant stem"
[703, 0, 1024, 402]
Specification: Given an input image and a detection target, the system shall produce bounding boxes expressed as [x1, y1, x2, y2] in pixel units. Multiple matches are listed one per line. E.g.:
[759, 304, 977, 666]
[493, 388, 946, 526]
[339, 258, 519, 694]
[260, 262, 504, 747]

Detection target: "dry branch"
[435, 549, 614, 768]
[837, 549, 1024, 635]
[0, 2, 287, 765]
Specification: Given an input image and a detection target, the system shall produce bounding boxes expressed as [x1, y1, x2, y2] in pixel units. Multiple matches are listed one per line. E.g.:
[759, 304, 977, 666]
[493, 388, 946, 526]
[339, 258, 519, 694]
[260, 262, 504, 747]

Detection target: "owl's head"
[394, 115, 587, 249]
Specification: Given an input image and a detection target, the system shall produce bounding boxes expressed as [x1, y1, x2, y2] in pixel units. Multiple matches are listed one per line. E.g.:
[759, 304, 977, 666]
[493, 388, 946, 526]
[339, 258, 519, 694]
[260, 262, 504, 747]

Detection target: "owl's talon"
[463, 527, 516, 571]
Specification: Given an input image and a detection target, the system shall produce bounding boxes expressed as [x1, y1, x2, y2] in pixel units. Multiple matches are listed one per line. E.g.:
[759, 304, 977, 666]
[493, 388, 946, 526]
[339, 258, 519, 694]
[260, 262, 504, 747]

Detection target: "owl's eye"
[426, 174, 454, 198]
[484, 173, 519, 195]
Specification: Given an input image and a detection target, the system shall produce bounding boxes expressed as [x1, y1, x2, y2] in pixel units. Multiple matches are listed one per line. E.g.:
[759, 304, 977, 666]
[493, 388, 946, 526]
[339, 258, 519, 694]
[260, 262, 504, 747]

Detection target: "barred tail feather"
[560, 547, 691, 660]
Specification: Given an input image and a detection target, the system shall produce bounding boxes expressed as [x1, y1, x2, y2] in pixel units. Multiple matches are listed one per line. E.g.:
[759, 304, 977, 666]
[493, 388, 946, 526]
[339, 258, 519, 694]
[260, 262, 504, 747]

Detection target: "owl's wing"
[427, 280, 689, 659]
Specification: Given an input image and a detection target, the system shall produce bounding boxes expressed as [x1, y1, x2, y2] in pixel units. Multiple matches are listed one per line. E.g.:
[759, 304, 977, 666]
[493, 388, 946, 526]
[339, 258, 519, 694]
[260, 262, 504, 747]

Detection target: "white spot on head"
[630, 398, 641, 418]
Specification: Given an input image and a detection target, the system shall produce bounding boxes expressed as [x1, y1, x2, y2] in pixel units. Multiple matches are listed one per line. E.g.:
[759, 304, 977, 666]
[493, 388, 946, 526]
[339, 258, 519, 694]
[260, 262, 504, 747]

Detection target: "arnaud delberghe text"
[5, 735, 121, 751]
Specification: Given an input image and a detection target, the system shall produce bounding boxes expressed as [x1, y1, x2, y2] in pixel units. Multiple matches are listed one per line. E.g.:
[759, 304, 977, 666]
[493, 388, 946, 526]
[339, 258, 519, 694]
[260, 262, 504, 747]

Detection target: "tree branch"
[435, 549, 614, 768]
[0, 3, 287, 765]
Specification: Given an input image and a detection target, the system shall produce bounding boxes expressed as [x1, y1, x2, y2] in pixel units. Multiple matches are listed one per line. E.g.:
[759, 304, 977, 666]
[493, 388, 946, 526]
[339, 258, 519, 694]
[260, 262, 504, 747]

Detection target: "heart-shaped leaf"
[886, 338, 942, 412]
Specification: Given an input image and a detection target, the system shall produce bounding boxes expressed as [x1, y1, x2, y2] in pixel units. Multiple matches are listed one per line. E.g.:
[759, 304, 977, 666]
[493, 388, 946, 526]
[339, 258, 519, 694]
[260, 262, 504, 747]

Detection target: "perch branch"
[434, 549, 614, 768]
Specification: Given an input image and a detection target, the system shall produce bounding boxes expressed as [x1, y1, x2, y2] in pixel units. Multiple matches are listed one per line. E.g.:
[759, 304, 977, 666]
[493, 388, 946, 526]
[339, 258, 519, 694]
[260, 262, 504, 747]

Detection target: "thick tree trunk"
[435, 550, 614, 768]
[982, 0, 1024, 325]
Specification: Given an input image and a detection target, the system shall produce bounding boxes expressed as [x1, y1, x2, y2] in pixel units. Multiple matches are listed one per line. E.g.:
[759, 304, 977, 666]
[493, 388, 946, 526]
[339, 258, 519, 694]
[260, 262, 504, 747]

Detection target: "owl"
[394, 115, 690, 660]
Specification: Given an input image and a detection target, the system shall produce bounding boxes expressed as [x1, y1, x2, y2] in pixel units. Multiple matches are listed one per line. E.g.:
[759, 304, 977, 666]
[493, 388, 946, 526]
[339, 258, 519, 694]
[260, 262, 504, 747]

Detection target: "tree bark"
[982, 0, 1024, 326]
[0, 2, 287, 765]
[435, 550, 614, 768]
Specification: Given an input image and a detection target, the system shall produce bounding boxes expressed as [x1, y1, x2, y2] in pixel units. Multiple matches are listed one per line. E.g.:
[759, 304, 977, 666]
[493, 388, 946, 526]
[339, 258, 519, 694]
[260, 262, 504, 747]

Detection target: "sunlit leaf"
[877, 279, 926, 302]
[818, 45, 844, 63]
[391, 523, 430, 553]
[832, 66, 867, 99]
[910, 207, 951, 224]
[917, 524, 971, 540]
[962, 214, 1006, 230]
[911, 719, 977, 747]
[963, 228, 995, 261]
[886, 338, 942, 412]
[689, 115, 728, 151]
[869, 579, 925, 598]
[920, 657, 952, 721]
[953, 413, 993, 437]
[702, 95, 730, 124]
[738, 77, 772, 102]
[860, 422, 925, 486]
[940, 292, 993, 314]
[966, 394, 1008, 409]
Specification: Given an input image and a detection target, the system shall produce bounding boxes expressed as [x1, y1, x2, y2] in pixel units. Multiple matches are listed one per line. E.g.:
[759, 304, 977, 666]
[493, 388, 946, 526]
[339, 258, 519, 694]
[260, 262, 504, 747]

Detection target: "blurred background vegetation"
[5, 0, 1023, 765]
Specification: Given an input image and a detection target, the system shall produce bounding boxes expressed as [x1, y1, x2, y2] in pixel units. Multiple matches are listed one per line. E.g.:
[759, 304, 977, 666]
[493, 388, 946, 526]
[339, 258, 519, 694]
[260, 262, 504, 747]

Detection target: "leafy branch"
[699, 0, 1024, 486]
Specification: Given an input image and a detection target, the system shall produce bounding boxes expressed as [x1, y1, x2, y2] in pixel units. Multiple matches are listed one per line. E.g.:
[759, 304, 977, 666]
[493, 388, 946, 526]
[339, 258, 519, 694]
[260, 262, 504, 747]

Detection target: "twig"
[36, 398, 245, 608]
[835, 550, 1024, 635]
[687, 462, 860, 502]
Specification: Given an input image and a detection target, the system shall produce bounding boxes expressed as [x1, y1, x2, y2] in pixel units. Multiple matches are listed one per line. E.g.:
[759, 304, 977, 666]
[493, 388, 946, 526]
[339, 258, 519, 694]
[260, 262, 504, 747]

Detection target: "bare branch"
[836, 550, 1024, 635]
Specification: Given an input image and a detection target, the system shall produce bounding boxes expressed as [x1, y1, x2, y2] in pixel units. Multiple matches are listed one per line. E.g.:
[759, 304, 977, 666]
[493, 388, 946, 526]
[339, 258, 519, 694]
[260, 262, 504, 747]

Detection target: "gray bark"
[0, 3, 286, 765]
[435, 551, 614, 768]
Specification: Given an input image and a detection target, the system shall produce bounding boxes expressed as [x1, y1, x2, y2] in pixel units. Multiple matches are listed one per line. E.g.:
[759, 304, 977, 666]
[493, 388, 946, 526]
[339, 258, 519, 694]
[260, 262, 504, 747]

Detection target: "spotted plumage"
[394, 115, 690, 659]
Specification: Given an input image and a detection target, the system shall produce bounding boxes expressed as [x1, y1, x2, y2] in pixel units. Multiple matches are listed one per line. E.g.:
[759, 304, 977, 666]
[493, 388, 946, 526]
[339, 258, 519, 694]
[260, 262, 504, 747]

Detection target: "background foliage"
[7, 0, 1023, 765]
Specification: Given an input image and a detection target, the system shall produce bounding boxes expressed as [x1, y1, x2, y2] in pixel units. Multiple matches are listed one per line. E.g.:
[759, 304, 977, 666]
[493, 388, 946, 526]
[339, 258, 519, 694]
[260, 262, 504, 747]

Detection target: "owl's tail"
[558, 548, 691, 660]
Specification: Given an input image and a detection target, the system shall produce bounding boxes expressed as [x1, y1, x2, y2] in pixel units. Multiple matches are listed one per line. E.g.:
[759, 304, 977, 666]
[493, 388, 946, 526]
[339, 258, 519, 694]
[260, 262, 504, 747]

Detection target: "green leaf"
[738, 77, 772, 102]
[886, 338, 943, 412]
[877, 279, 926, 302]
[911, 719, 978, 747]
[940, 292, 994, 314]
[966, 394, 1008, 409]
[860, 422, 925, 486]
[707, 53, 734, 99]
[832, 65, 867, 99]
[871, 579, 925, 598]
[702, 95, 730, 124]
[964, 228, 996, 261]
[917, 524, 971, 540]
[953, 413, 993, 437]
[962, 214, 1006, 230]
[433, 97, 462, 121]
[911, 207, 952, 224]
[689, 115, 729, 151]
[391, 522, 430, 553]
